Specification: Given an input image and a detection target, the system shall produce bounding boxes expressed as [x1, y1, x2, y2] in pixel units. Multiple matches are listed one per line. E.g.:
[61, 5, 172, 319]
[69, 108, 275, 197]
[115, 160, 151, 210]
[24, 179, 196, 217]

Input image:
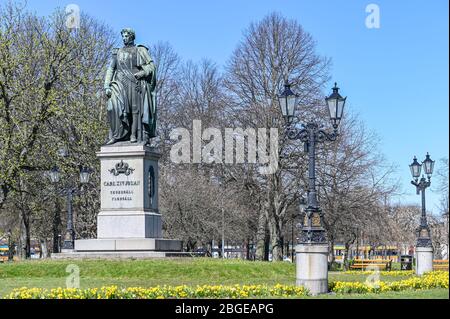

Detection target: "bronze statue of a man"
[104, 28, 157, 145]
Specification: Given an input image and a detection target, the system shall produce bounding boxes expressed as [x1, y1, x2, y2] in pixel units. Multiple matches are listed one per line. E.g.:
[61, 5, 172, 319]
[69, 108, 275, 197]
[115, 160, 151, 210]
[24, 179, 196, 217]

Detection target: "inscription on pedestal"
[104, 179, 140, 202]
[101, 160, 142, 206]
[101, 157, 146, 210]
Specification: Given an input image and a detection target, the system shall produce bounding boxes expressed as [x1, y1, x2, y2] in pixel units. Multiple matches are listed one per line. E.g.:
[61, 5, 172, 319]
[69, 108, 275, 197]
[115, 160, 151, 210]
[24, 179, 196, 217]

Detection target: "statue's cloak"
[137, 45, 157, 138]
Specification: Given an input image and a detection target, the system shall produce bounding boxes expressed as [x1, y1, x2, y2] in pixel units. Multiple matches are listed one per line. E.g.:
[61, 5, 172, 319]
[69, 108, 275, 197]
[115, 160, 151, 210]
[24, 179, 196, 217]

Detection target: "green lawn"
[0, 258, 448, 299]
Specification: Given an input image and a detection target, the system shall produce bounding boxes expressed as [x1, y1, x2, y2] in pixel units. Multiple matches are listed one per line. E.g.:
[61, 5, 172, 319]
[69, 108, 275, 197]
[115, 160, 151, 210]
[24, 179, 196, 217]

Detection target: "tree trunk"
[356, 237, 359, 260]
[21, 211, 31, 259]
[264, 229, 270, 261]
[40, 239, 48, 258]
[285, 240, 289, 260]
[205, 240, 212, 257]
[53, 198, 62, 253]
[269, 223, 283, 261]
[17, 230, 23, 260]
[217, 241, 221, 257]
[8, 240, 15, 261]
[434, 242, 442, 259]
[255, 210, 267, 260]
[343, 242, 351, 270]
[186, 239, 196, 252]
[267, 208, 284, 262]
[329, 238, 336, 264]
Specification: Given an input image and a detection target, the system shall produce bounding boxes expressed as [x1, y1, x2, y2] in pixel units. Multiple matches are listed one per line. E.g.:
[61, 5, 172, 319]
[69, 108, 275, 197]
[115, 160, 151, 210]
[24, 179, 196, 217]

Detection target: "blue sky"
[23, 0, 449, 214]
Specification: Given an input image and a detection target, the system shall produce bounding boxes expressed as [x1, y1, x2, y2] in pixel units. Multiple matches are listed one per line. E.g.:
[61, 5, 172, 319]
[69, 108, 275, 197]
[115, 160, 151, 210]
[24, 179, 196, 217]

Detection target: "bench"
[350, 259, 392, 271]
[433, 260, 449, 271]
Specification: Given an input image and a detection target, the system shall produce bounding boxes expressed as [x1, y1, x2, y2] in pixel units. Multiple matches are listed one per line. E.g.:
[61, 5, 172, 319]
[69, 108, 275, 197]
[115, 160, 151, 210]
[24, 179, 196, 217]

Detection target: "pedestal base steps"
[51, 251, 193, 259]
[52, 238, 185, 259]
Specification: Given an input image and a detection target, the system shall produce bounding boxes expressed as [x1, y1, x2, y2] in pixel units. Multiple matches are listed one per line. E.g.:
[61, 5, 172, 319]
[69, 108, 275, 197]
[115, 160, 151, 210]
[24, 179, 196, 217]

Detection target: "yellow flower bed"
[342, 270, 415, 276]
[5, 284, 308, 299]
[5, 272, 448, 299]
[330, 271, 449, 294]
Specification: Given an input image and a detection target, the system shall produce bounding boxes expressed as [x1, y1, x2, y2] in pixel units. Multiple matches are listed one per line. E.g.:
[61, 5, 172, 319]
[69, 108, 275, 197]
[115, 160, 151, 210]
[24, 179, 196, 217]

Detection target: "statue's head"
[121, 28, 135, 45]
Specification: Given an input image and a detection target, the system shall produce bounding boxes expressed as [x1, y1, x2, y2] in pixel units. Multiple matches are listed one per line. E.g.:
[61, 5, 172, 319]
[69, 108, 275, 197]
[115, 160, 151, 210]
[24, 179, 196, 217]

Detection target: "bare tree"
[316, 111, 399, 263]
[435, 158, 449, 217]
[150, 41, 181, 159]
[224, 12, 330, 261]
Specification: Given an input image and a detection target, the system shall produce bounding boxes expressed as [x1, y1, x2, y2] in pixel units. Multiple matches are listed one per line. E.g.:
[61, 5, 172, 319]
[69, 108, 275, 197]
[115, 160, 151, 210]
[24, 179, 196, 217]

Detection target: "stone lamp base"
[416, 246, 433, 275]
[295, 244, 329, 295]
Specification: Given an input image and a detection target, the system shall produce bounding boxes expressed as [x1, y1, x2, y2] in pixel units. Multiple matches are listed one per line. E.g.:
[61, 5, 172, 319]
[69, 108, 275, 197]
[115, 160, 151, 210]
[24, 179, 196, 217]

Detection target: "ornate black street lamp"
[278, 81, 298, 125]
[279, 82, 346, 244]
[409, 153, 435, 247]
[47, 165, 92, 251]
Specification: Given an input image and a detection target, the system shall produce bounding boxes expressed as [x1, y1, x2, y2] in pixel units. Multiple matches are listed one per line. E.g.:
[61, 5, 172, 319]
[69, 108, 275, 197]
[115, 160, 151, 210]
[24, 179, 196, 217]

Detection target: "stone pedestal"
[295, 244, 329, 295]
[53, 143, 183, 259]
[96, 143, 161, 238]
[416, 246, 433, 275]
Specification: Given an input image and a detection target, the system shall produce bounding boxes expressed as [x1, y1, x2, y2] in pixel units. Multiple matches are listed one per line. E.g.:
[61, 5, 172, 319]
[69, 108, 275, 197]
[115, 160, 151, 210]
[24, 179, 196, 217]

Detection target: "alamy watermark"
[65, 4, 80, 30]
[365, 4, 380, 29]
[169, 120, 279, 174]
[364, 264, 381, 289]
[66, 264, 80, 288]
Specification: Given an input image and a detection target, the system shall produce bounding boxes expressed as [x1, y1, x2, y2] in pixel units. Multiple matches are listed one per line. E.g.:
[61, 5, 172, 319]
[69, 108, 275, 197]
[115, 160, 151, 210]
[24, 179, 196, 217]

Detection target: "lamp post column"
[415, 181, 433, 275]
[295, 124, 329, 296]
[420, 187, 427, 228]
[307, 125, 317, 209]
[410, 154, 434, 275]
[62, 190, 75, 251]
[300, 123, 328, 244]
